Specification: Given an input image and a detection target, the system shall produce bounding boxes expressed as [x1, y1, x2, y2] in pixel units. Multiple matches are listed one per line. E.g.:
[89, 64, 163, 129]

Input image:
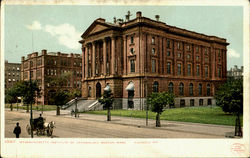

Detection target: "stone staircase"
[62, 99, 103, 112]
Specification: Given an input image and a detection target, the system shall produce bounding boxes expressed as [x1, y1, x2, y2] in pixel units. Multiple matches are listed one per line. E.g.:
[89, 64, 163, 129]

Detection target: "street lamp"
[75, 97, 78, 117]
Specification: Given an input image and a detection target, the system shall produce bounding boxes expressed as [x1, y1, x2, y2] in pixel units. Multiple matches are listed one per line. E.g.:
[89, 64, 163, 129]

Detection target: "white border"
[1, 0, 249, 157]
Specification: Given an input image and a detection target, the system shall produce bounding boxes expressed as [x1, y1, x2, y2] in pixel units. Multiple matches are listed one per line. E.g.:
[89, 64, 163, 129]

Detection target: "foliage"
[215, 79, 243, 114]
[5, 87, 18, 104]
[98, 90, 114, 109]
[147, 92, 175, 114]
[48, 90, 71, 106]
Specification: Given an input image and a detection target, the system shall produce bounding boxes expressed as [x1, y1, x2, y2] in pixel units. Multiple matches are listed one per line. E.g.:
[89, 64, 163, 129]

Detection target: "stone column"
[111, 37, 115, 75]
[92, 42, 96, 77]
[103, 39, 107, 75]
[85, 45, 89, 78]
[123, 36, 127, 75]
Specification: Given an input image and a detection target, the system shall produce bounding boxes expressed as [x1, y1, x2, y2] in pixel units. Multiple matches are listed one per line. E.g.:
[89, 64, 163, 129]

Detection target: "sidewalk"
[42, 109, 235, 137]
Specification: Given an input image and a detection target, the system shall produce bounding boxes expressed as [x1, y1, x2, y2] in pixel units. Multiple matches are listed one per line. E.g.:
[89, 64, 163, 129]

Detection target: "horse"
[44, 121, 55, 136]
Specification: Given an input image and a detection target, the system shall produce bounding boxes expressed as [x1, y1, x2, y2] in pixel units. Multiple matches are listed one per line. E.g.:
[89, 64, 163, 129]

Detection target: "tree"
[215, 78, 243, 136]
[14, 81, 40, 112]
[48, 90, 70, 115]
[147, 92, 175, 127]
[98, 90, 114, 121]
[5, 87, 18, 111]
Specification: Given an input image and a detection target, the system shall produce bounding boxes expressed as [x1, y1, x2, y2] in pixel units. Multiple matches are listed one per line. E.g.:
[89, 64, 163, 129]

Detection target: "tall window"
[187, 64, 191, 76]
[130, 59, 135, 73]
[153, 81, 159, 92]
[189, 83, 193, 96]
[177, 63, 181, 75]
[130, 36, 134, 44]
[177, 42, 180, 50]
[187, 45, 190, 51]
[207, 84, 211, 96]
[167, 62, 171, 74]
[152, 48, 156, 54]
[187, 54, 191, 59]
[205, 47, 208, 55]
[167, 39, 170, 48]
[196, 65, 200, 76]
[198, 83, 202, 95]
[130, 48, 134, 54]
[88, 86, 92, 97]
[167, 51, 171, 56]
[205, 66, 208, 77]
[152, 37, 155, 44]
[179, 83, 184, 95]
[196, 46, 199, 52]
[168, 82, 173, 93]
[152, 59, 156, 73]
[218, 68, 221, 77]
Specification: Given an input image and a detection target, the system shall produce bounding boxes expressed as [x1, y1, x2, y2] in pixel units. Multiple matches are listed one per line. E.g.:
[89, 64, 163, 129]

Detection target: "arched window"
[207, 84, 211, 96]
[198, 83, 202, 95]
[153, 81, 159, 93]
[189, 83, 193, 96]
[168, 82, 173, 93]
[179, 83, 184, 95]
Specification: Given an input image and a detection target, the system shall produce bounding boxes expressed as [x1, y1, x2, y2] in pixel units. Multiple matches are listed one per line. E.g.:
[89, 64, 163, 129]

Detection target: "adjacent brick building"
[79, 11, 228, 109]
[5, 60, 21, 92]
[21, 50, 82, 105]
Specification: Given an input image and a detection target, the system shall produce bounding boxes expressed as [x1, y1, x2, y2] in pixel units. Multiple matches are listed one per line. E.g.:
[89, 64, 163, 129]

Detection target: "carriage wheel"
[26, 125, 31, 135]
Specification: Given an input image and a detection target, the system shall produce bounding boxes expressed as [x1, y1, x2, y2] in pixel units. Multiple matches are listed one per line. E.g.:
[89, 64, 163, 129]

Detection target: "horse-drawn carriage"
[26, 116, 55, 136]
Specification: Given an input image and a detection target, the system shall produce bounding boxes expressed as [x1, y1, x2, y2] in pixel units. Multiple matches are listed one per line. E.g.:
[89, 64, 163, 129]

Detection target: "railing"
[62, 98, 76, 110]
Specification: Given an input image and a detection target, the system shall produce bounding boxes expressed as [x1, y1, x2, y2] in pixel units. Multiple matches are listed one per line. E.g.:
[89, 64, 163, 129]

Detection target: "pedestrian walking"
[13, 122, 21, 138]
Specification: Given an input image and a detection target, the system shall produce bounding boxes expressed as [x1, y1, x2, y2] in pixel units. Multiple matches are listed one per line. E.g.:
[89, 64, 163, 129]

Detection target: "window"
[17, 67, 20, 71]
[180, 99, 185, 107]
[167, 62, 171, 74]
[187, 45, 190, 51]
[196, 65, 200, 76]
[152, 37, 155, 44]
[179, 83, 184, 95]
[205, 57, 208, 62]
[199, 99, 203, 106]
[88, 86, 91, 97]
[208, 99, 212, 106]
[205, 66, 208, 78]
[131, 36, 134, 44]
[130, 59, 135, 73]
[167, 39, 170, 48]
[30, 61, 33, 67]
[152, 59, 156, 73]
[205, 47, 208, 55]
[152, 48, 156, 54]
[196, 56, 199, 60]
[177, 42, 180, 50]
[218, 68, 221, 77]
[187, 64, 191, 76]
[37, 59, 41, 66]
[178, 53, 181, 58]
[198, 83, 202, 95]
[167, 51, 171, 56]
[189, 83, 193, 96]
[177, 63, 181, 75]
[153, 81, 159, 93]
[207, 84, 211, 96]
[168, 82, 173, 93]
[218, 50, 221, 57]
[130, 48, 134, 54]
[190, 99, 194, 107]
[187, 54, 191, 59]
[196, 46, 199, 52]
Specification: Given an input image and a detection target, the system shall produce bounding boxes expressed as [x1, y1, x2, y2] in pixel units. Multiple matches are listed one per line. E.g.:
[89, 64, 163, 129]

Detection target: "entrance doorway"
[96, 82, 101, 98]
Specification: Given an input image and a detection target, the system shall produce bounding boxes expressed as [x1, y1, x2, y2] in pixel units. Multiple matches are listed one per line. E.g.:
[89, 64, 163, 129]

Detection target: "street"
[5, 109, 233, 138]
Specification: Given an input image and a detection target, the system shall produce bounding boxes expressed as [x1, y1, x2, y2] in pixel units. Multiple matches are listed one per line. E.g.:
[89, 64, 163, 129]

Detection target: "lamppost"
[75, 97, 78, 117]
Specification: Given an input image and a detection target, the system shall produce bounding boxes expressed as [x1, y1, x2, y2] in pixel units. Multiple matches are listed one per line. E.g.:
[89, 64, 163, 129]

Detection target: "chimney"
[136, 11, 142, 18]
[57, 52, 61, 56]
[34, 52, 38, 57]
[155, 15, 160, 21]
[21, 57, 25, 61]
[96, 18, 105, 23]
[42, 49, 47, 55]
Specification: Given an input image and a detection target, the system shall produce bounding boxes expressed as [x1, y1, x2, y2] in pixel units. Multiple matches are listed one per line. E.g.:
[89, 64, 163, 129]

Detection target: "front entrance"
[96, 82, 101, 98]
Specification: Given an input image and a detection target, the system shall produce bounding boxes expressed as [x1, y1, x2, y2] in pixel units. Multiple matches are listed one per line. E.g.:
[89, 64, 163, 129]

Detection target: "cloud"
[25, 21, 42, 30]
[228, 48, 240, 58]
[45, 23, 81, 50]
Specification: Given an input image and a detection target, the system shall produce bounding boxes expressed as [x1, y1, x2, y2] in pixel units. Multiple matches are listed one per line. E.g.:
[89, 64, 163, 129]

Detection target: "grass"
[83, 106, 243, 126]
[5, 103, 57, 111]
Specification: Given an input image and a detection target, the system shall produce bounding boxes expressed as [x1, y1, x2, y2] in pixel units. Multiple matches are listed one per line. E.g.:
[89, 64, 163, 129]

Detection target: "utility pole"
[29, 60, 33, 138]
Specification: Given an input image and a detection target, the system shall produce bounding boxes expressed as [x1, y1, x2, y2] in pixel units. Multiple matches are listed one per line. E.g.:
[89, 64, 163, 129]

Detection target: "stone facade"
[5, 60, 21, 92]
[227, 65, 243, 79]
[79, 11, 228, 109]
[21, 50, 82, 105]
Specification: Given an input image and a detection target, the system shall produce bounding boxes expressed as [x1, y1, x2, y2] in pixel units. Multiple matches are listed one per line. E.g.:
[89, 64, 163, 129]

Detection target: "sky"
[3, 5, 243, 70]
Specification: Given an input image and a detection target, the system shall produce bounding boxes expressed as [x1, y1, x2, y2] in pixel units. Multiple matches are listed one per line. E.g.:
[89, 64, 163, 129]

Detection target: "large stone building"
[227, 65, 243, 79]
[79, 11, 228, 109]
[5, 60, 21, 92]
[21, 50, 82, 105]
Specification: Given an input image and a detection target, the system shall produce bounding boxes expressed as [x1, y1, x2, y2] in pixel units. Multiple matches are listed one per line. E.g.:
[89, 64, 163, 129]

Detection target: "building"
[5, 60, 21, 92]
[21, 50, 82, 105]
[227, 65, 243, 79]
[79, 11, 228, 109]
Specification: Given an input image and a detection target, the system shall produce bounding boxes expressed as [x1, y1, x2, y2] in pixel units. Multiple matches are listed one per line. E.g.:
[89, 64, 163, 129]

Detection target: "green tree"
[5, 87, 18, 111]
[98, 90, 114, 121]
[215, 78, 243, 136]
[147, 92, 175, 127]
[48, 90, 70, 115]
[14, 81, 40, 112]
